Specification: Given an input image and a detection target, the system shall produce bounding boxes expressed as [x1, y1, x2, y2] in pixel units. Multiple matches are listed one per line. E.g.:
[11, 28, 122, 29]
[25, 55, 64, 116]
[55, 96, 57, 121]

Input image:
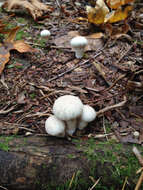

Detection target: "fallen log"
[0, 136, 142, 190]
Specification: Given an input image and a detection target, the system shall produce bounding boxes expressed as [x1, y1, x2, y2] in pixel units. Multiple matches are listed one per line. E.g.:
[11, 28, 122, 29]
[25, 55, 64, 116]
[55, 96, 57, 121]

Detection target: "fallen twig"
[92, 61, 111, 86]
[88, 177, 101, 190]
[102, 74, 126, 92]
[134, 172, 143, 190]
[112, 42, 136, 71]
[121, 177, 128, 190]
[96, 96, 127, 116]
[48, 51, 102, 82]
[0, 105, 17, 114]
[133, 147, 143, 190]
[133, 146, 143, 167]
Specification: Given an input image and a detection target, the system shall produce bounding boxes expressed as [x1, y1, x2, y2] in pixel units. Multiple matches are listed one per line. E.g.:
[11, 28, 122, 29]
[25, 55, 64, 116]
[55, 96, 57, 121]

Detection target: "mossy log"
[0, 136, 142, 190]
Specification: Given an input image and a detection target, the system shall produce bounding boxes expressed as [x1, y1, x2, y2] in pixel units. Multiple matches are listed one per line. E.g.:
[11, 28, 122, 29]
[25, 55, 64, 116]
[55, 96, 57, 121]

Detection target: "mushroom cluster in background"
[45, 95, 96, 137]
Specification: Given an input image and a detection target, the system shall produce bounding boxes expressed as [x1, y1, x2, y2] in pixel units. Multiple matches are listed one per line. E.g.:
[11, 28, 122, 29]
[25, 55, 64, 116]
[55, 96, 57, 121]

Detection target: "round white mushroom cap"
[81, 105, 96, 122]
[70, 36, 88, 59]
[53, 95, 83, 121]
[70, 36, 88, 49]
[133, 131, 140, 138]
[78, 105, 96, 130]
[45, 115, 65, 137]
[40, 29, 51, 37]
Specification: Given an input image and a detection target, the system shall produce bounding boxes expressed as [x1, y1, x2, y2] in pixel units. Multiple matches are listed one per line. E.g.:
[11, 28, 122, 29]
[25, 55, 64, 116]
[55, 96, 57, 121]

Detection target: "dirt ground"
[0, 0, 142, 144]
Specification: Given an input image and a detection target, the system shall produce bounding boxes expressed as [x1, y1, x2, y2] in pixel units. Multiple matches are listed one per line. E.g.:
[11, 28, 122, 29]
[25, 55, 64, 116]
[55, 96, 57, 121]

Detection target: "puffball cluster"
[45, 95, 96, 137]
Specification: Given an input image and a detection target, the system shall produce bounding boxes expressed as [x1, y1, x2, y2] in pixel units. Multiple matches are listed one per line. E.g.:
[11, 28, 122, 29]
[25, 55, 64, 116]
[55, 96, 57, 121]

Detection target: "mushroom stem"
[66, 119, 77, 135]
[78, 120, 88, 130]
[74, 49, 84, 59]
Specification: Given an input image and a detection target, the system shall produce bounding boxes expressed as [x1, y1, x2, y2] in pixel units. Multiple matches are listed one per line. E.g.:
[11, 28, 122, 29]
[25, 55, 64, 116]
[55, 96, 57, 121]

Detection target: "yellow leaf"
[106, 0, 135, 9]
[86, 0, 110, 25]
[86, 0, 134, 25]
[108, 6, 133, 23]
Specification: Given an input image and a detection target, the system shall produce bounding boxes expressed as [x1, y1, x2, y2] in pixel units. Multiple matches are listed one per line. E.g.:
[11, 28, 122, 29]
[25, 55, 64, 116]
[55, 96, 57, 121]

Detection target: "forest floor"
[0, 0, 143, 145]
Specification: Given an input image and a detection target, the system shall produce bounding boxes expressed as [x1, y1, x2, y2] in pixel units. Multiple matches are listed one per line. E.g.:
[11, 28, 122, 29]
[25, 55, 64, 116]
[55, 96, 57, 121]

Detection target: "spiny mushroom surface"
[70, 36, 88, 59]
[78, 105, 96, 130]
[53, 95, 83, 135]
[45, 115, 65, 137]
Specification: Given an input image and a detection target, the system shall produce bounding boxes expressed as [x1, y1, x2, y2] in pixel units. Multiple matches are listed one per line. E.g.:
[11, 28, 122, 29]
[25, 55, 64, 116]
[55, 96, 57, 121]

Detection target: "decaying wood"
[0, 136, 141, 190]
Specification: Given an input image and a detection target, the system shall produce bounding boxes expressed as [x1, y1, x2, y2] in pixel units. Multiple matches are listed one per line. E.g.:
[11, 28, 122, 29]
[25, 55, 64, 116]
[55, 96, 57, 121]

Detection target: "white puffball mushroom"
[133, 131, 140, 139]
[45, 115, 65, 137]
[70, 36, 88, 59]
[40, 29, 51, 38]
[25, 132, 32, 136]
[53, 95, 83, 135]
[78, 105, 96, 130]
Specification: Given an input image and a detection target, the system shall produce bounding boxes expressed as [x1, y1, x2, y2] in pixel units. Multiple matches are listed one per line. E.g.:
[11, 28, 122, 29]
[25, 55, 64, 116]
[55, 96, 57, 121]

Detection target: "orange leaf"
[108, 6, 133, 23]
[87, 32, 104, 39]
[13, 40, 36, 53]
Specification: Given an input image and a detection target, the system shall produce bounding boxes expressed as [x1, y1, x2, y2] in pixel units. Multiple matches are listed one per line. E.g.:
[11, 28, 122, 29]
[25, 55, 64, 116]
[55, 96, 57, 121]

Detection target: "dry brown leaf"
[3, 0, 50, 20]
[0, 24, 35, 74]
[0, 51, 10, 74]
[13, 40, 35, 53]
[103, 20, 130, 36]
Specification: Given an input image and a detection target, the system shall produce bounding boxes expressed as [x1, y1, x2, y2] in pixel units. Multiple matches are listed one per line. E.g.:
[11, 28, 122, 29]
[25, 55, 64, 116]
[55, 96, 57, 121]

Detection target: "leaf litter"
[0, 0, 142, 147]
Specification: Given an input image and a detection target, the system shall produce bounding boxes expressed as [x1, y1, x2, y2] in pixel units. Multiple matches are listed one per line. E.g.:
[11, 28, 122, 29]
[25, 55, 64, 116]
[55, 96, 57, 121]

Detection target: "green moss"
[40, 170, 90, 190]
[72, 138, 142, 188]
[0, 136, 15, 151]
[16, 17, 28, 24]
[67, 154, 76, 159]
[29, 93, 36, 99]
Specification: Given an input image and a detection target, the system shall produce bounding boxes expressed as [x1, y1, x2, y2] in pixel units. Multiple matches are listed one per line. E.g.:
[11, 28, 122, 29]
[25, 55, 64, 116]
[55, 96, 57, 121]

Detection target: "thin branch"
[0, 105, 17, 114]
[96, 96, 127, 116]
[48, 51, 102, 82]
[134, 172, 143, 190]
[133, 146, 143, 167]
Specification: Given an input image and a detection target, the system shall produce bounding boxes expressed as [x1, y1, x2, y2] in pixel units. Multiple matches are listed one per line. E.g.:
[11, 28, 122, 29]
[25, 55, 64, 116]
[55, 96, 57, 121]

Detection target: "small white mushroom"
[53, 95, 83, 135]
[70, 36, 88, 59]
[40, 29, 51, 38]
[45, 115, 65, 137]
[78, 105, 96, 130]
[133, 131, 140, 139]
